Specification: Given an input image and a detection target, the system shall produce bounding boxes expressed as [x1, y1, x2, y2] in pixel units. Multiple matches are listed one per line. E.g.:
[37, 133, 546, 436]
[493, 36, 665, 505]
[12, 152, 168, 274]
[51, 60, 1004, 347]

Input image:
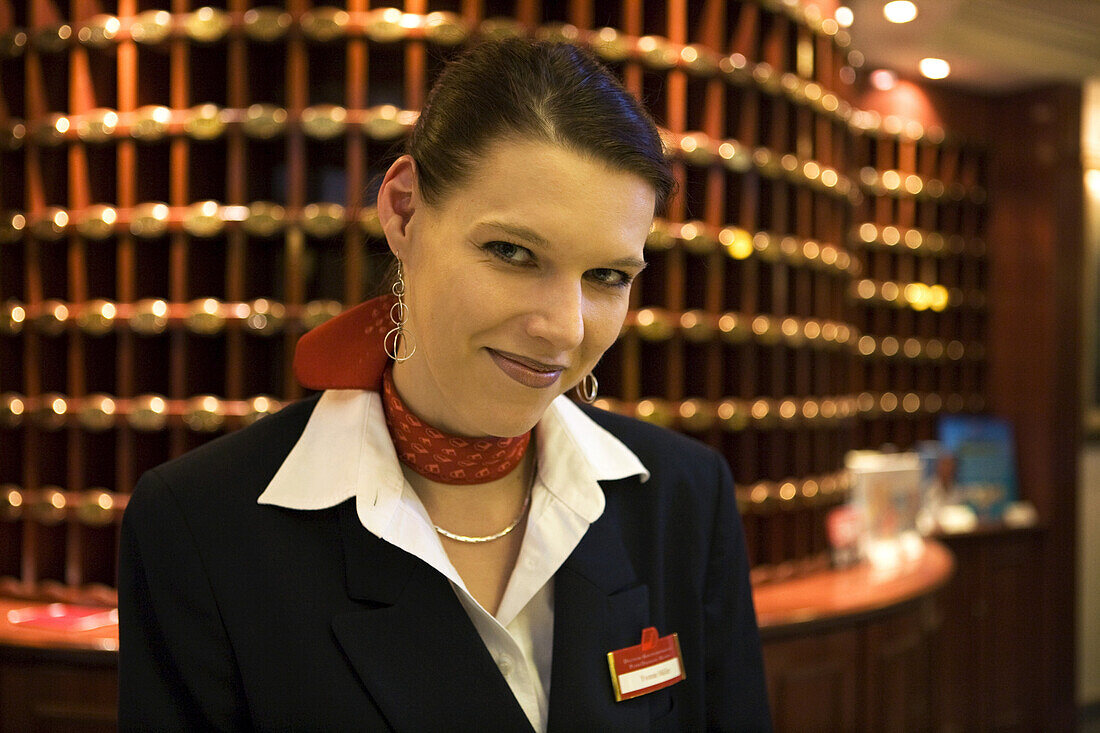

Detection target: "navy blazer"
[118, 395, 772, 732]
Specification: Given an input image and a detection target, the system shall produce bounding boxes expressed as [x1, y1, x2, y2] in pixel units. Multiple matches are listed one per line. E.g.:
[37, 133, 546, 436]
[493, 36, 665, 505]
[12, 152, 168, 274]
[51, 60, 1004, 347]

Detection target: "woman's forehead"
[435, 141, 655, 229]
[419, 146, 652, 261]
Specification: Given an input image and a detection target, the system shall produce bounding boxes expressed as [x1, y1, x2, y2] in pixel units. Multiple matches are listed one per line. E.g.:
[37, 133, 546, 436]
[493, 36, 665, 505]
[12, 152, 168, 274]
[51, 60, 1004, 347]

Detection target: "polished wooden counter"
[0, 539, 967, 732]
[0, 541, 954, 655]
[0, 599, 119, 732]
[753, 540, 955, 730]
[0, 599, 118, 657]
[752, 540, 955, 637]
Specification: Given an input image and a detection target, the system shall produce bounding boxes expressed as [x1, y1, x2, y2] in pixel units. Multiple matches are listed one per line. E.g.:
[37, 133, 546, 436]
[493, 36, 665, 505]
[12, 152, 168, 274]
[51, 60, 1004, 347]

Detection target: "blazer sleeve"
[117, 469, 249, 731]
[704, 452, 773, 732]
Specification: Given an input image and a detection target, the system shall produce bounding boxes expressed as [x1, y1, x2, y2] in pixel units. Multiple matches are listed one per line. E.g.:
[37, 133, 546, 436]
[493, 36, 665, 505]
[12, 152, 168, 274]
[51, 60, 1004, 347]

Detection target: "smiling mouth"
[487, 349, 566, 389]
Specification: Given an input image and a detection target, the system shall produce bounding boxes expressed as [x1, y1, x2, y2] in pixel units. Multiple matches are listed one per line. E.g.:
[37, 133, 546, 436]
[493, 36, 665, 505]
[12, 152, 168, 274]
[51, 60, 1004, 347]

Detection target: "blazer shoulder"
[137, 393, 321, 504]
[578, 403, 726, 476]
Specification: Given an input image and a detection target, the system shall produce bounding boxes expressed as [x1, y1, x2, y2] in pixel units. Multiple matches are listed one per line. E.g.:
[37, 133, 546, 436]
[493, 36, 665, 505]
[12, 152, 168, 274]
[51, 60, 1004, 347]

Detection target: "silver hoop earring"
[384, 260, 416, 363]
[575, 373, 598, 404]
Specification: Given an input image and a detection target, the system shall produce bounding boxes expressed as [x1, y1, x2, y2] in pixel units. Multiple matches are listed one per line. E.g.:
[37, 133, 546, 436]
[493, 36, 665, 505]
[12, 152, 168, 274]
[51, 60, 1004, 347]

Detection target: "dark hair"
[408, 37, 674, 214]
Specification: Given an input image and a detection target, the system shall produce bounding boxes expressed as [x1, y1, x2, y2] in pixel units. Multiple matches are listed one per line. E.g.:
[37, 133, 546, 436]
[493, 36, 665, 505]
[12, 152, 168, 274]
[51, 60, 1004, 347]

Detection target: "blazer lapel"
[547, 487, 654, 733]
[330, 501, 534, 732]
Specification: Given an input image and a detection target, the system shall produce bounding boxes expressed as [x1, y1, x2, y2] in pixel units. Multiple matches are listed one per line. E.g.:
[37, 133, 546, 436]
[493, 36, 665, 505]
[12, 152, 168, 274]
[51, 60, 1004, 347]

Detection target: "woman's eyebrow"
[481, 220, 549, 248]
[614, 257, 648, 271]
[481, 220, 648, 270]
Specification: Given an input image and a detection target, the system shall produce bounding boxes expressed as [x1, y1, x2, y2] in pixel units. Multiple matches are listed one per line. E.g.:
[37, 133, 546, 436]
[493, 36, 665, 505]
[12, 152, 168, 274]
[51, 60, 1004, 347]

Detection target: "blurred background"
[0, 0, 1096, 729]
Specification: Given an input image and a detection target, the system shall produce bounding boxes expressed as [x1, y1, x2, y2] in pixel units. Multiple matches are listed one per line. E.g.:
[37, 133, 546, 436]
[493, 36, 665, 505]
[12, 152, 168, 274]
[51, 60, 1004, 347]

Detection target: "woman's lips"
[487, 349, 565, 389]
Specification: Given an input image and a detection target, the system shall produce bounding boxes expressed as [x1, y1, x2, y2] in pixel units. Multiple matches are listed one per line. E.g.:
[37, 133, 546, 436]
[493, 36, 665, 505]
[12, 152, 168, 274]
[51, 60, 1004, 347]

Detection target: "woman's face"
[387, 140, 656, 438]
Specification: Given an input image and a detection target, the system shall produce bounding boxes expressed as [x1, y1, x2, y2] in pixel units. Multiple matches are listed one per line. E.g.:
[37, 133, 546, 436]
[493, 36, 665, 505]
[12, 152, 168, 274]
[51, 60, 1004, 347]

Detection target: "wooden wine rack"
[0, 0, 989, 602]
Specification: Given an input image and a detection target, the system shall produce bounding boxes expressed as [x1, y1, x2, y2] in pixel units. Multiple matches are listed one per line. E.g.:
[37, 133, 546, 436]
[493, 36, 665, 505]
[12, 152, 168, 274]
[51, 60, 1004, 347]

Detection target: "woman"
[118, 38, 771, 732]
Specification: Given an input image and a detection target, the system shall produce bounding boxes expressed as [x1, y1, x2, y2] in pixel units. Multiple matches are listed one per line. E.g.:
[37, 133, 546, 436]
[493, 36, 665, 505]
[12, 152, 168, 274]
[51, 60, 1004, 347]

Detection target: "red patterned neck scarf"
[382, 367, 531, 484]
[293, 294, 532, 485]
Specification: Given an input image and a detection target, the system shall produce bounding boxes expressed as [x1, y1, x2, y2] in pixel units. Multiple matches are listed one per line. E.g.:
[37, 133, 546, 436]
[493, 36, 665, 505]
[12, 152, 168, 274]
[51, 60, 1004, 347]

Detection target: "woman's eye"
[485, 241, 534, 265]
[588, 269, 634, 288]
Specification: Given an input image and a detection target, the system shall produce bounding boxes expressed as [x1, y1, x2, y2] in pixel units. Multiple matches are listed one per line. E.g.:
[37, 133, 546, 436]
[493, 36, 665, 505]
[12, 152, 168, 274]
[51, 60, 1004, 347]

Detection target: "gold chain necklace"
[433, 487, 532, 544]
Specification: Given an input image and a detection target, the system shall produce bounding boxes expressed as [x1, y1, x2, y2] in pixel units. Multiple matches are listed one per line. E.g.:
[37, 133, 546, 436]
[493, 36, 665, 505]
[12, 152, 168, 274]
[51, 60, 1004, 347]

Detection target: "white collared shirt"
[257, 390, 649, 732]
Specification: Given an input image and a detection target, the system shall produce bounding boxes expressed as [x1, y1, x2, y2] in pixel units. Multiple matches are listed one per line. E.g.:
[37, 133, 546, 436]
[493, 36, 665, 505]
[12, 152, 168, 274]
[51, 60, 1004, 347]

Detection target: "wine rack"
[0, 0, 989, 601]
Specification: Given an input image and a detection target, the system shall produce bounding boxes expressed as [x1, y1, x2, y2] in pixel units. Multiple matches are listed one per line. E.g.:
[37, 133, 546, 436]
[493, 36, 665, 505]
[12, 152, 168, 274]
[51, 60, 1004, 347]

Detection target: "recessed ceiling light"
[835, 6, 854, 28]
[1085, 169, 1100, 194]
[870, 69, 898, 90]
[884, 1, 918, 24]
[919, 58, 950, 79]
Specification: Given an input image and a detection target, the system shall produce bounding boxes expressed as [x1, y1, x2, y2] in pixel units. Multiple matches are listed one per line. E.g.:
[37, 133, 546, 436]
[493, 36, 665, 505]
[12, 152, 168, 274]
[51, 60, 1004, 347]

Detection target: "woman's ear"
[376, 155, 419, 256]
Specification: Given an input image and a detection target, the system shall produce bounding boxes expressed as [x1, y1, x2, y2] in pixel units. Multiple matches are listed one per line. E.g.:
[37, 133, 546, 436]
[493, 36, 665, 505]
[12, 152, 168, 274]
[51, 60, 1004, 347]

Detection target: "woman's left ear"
[377, 155, 419, 255]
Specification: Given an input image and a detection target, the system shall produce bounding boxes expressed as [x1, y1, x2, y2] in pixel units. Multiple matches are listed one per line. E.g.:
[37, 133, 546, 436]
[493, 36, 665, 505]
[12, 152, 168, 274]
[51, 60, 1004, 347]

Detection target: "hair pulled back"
[408, 37, 674, 214]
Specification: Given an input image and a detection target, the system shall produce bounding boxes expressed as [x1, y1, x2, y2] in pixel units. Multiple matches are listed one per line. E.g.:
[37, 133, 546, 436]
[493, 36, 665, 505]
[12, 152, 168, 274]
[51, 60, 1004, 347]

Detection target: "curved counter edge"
[752, 540, 955, 639]
[0, 542, 955, 654]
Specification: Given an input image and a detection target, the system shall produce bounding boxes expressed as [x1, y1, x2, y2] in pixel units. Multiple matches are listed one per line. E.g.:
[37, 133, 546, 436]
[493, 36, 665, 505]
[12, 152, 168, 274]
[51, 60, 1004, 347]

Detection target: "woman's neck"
[390, 357, 475, 438]
[382, 365, 531, 486]
[402, 446, 535, 536]
[403, 448, 536, 616]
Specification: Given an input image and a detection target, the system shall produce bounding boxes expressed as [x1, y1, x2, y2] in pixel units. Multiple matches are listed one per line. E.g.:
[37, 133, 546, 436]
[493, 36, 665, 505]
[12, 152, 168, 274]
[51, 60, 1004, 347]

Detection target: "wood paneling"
[0, 655, 116, 733]
[985, 87, 1082, 730]
[937, 527, 1045, 731]
[764, 628, 860, 731]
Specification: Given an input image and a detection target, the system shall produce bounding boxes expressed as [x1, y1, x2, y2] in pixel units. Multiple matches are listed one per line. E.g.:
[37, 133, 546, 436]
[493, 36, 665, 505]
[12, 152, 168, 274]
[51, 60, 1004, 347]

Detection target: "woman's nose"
[525, 280, 585, 351]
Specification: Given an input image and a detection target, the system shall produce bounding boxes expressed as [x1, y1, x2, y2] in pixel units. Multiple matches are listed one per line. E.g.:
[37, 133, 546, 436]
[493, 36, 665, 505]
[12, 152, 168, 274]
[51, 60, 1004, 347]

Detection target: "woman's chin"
[481, 414, 543, 439]
[467, 398, 552, 439]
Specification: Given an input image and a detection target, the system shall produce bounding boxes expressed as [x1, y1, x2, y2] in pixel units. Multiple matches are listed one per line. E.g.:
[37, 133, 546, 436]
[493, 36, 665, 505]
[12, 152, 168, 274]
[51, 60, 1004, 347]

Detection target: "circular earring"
[575, 373, 598, 404]
[384, 260, 416, 363]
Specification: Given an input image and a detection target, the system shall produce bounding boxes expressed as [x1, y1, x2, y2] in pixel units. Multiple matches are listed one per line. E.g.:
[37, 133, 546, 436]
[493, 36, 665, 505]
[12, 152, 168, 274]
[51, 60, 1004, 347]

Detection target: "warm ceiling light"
[870, 69, 897, 90]
[1086, 169, 1100, 194]
[883, 1, 918, 23]
[919, 57, 951, 79]
[834, 6, 854, 27]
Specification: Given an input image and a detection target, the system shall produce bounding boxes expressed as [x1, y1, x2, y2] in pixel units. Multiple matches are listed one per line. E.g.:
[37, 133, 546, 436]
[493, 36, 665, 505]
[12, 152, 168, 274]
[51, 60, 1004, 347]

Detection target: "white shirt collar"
[257, 390, 649, 531]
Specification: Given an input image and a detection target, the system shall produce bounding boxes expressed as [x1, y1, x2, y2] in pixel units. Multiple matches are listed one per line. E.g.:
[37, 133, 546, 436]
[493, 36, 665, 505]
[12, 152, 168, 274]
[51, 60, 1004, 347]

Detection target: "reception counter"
[754, 540, 954, 635]
[753, 541, 954, 730]
[2, 532, 1048, 732]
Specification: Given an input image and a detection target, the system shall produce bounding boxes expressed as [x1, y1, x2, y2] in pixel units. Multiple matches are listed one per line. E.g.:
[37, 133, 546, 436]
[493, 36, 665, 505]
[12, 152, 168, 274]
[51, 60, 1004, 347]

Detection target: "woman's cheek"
[587, 303, 629, 360]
